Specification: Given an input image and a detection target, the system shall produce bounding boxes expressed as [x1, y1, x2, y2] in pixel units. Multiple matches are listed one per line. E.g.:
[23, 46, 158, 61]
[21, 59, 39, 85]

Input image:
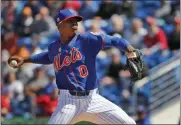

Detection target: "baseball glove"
[126, 49, 144, 81]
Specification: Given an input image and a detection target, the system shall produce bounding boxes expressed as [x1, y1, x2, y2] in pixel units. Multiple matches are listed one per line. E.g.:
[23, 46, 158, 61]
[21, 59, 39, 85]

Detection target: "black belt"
[69, 90, 90, 96]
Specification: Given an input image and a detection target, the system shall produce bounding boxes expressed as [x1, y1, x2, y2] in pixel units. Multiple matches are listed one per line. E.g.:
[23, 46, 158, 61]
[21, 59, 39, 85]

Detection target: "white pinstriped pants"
[48, 89, 136, 124]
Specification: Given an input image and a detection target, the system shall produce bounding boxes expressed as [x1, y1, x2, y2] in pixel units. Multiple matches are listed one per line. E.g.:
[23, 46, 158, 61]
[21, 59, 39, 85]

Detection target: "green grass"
[1, 117, 94, 124]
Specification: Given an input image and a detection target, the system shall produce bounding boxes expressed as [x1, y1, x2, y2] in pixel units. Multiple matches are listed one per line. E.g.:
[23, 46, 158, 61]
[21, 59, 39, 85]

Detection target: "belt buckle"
[70, 90, 89, 96]
[74, 90, 77, 96]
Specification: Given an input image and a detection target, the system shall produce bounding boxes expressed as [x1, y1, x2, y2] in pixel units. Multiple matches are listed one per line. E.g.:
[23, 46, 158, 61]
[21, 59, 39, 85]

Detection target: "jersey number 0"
[79, 65, 88, 77]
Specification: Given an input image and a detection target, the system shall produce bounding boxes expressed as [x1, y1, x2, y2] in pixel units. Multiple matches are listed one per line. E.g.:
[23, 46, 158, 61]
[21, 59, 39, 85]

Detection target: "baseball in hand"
[10, 60, 18, 67]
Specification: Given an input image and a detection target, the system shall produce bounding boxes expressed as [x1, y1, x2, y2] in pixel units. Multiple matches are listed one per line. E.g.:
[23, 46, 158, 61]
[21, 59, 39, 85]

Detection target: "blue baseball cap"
[55, 9, 83, 25]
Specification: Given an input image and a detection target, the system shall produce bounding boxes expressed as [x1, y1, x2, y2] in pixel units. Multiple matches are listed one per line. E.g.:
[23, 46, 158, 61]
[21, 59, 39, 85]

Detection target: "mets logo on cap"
[55, 9, 83, 25]
[69, 9, 76, 15]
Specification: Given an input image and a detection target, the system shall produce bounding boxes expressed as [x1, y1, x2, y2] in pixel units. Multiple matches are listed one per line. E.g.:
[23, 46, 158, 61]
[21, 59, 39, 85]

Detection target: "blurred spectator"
[16, 7, 34, 37]
[1, 1, 16, 37]
[1, 32, 18, 56]
[89, 18, 106, 34]
[1, 1, 16, 28]
[16, 66, 31, 84]
[170, 0, 180, 17]
[5, 72, 24, 101]
[31, 7, 56, 36]
[120, 89, 132, 113]
[96, 0, 118, 20]
[109, 14, 124, 37]
[45, 88, 59, 115]
[10, 86, 36, 118]
[27, 66, 48, 93]
[137, 89, 150, 111]
[144, 16, 168, 51]
[1, 19, 14, 34]
[42, 1, 60, 17]
[31, 12, 49, 36]
[30, 34, 45, 50]
[60, 0, 81, 12]
[155, 0, 171, 18]
[125, 18, 147, 49]
[24, 1, 42, 17]
[20, 86, 36, 118]
[39, 7, 57, 35]
[143, 16, 170, 68]
[136, 105, 151, 125]
[43, 70, 57, 95]
[99, 76, 121, 105]
[107, 48, 125, 83]
[168, 17, 180, 52]
[96, 51, 111, 79]
[36, 88, 58, 116]
[119, 70, 132, 90]
[10, 92, 24, 116]
[1, 87, 11, 117]
[117, 0, 136, 17]
[31, 43, 43, 54]
[79, 0, 99, 20]
[14, 45, 30, 58]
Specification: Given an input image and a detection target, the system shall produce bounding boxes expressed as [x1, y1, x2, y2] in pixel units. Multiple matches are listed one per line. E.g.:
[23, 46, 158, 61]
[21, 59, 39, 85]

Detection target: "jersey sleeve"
[87, 32, 131, 54]
[86, 32, 104, 55]
[30, 43, 53, 64]
[102, 34, 131, 51]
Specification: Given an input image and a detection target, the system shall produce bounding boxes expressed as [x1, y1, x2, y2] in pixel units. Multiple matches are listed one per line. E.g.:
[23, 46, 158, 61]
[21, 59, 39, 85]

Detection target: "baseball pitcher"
[8, 9, 144, 124]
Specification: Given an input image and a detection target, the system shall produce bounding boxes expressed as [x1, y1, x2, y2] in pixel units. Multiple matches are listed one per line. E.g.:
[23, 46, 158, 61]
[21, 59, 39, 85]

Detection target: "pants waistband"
[58, 89, 98, 97]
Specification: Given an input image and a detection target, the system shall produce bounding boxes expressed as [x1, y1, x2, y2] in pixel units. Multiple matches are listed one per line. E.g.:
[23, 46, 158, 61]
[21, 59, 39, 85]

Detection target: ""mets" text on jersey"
[53, 47, 82, 72]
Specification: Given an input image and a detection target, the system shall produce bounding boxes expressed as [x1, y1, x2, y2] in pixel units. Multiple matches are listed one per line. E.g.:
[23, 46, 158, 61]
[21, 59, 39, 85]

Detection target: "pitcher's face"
[57, 17, 79, 35]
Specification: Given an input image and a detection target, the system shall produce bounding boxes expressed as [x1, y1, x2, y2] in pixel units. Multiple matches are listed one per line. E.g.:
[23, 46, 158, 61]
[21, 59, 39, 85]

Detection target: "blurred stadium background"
[1, 0, 180, 124]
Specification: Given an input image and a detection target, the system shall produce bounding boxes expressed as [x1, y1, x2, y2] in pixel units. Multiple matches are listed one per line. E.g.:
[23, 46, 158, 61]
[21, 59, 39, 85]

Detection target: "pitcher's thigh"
[98, 110, 136, 124]
[95, 96, 136, 124]
[48, 106, 77, 124]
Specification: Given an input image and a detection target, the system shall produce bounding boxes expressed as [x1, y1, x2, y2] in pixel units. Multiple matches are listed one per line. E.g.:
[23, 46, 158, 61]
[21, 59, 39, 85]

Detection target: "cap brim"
[57, 16, 83, 25]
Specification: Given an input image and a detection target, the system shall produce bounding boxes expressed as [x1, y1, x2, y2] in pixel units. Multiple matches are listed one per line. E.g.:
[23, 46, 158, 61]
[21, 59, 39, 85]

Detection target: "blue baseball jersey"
[31, 32, 130, 90]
